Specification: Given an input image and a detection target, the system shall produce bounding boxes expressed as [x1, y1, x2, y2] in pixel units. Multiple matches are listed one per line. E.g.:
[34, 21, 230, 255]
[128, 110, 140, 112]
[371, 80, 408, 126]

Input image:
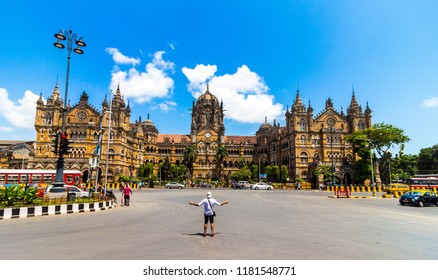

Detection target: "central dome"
[196, 85, 219, 107]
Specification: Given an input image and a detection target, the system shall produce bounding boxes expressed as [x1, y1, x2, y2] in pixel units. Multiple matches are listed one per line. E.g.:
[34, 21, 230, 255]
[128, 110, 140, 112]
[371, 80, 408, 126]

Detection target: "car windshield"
[410, 191, 424, 196]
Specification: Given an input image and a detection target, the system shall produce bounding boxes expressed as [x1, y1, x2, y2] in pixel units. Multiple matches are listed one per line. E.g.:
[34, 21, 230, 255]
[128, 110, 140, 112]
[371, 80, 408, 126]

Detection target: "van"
[384, 183, 410, 194]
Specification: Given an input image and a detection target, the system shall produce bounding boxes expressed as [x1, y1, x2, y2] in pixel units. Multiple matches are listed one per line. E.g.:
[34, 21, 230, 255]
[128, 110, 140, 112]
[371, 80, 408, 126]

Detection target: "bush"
[0, 184, 38, 207]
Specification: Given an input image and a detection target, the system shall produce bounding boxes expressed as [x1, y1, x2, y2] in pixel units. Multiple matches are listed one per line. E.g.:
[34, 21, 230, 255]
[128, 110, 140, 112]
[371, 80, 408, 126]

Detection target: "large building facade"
[28, 83, 371, 187]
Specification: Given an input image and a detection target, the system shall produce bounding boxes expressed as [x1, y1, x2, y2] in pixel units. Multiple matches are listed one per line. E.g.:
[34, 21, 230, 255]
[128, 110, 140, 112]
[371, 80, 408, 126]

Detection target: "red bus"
[0, 169, 81, 186]
[405, 175, 438, 190]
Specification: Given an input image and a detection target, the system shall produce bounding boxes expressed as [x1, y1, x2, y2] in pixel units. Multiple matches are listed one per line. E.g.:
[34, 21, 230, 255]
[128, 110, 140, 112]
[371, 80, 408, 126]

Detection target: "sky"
[0, 0, 437, 155]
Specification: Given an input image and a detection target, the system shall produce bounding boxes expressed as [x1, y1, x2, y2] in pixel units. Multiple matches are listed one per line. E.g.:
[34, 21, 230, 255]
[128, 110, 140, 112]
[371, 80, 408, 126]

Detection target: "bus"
[405, 175, 438, 190]
[0, 169, 81, 186]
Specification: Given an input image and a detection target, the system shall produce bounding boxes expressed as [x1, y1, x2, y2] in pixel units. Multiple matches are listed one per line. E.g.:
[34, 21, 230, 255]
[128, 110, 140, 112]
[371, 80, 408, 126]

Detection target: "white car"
[165, 182, 185, 189]
[65, 186, 90, 197]
[251, 182, 274, 190]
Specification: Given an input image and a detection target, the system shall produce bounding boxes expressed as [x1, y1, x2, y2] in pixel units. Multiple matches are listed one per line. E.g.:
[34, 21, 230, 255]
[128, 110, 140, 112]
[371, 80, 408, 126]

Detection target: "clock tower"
[190, 84, 225, 144]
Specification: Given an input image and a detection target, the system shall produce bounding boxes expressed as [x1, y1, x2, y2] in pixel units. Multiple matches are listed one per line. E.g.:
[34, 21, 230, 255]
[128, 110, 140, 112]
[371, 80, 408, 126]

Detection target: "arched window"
[358, 120, 366, 130]
[299, 118, 307, 131]
[300, 151, 308, 163]
[108, 148, 115, 160]
[300, 135, 307, 145]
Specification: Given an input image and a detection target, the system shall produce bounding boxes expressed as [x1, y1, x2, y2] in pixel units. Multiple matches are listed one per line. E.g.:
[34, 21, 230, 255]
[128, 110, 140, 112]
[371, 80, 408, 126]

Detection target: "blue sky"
[0, 0, 437, 155]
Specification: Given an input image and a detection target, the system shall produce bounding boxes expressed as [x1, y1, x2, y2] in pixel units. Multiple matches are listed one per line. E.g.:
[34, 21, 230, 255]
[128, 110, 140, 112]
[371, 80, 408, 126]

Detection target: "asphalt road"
[1, 188, 438, 260]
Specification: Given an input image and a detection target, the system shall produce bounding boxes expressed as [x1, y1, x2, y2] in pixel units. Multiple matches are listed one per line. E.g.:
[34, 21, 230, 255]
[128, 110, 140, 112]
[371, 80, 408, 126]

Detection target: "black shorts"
[204, 214, 214, 224]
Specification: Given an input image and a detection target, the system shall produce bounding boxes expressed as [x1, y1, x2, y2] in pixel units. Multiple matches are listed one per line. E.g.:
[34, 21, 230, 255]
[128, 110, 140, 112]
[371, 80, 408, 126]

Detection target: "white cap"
[207, 192, 212, 198]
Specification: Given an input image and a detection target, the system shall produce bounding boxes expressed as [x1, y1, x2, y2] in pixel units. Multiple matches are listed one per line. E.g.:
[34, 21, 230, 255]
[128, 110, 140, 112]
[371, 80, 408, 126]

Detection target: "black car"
[399, 190, 438, 207]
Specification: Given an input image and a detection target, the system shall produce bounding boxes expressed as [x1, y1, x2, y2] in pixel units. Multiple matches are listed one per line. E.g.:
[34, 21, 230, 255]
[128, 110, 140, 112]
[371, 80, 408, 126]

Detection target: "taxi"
[399, 190, 438, 207]
[384, 183, 410, 194]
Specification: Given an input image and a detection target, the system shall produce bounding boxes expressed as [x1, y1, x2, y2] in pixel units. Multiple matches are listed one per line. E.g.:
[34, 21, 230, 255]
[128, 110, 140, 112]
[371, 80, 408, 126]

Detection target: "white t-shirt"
[198, 198, 221, 216]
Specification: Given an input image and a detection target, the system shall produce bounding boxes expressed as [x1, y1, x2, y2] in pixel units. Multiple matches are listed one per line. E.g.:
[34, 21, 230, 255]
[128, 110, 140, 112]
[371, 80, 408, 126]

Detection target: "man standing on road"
[189, 192, 228, 237]
[122, 183, 132, 206]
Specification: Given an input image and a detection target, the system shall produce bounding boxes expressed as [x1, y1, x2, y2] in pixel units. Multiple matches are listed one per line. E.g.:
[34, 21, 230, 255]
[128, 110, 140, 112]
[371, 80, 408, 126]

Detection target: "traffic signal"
[59, 133, 73, 155]
[50, 133, 59, 155]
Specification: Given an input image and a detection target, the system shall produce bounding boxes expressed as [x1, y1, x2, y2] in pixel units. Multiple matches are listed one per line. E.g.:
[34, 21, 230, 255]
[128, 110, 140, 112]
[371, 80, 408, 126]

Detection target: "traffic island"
[0, 200, 117, 220]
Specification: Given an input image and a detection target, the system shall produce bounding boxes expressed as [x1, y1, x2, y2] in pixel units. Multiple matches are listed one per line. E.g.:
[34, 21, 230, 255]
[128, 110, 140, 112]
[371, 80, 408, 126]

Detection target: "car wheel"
[179, 186, 182, 189]
[400, 202, 405, 206]
[255, 187, 259, 190]
[418, 201, 424, 207]
[268, 187, 272, 190]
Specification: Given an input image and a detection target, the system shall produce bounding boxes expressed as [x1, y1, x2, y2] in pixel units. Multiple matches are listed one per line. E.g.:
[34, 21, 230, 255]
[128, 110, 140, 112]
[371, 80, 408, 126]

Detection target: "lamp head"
[54, 41, 65, 49]
[54, 31, 66, 41]
[73, 47, 84, 55]
[75, 38, 86, 47]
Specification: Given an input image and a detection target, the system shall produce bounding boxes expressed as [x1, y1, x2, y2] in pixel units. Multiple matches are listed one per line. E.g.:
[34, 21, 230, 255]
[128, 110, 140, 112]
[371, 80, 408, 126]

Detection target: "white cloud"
[106, 48, 141, 66]
[108, 50, 175, 104]
[158, 101, 177, 112]
[182, 64, 217, 87]
[422, 97, 438, 107]
[0, 88, 40, 129]
[182, 64, 284, 123]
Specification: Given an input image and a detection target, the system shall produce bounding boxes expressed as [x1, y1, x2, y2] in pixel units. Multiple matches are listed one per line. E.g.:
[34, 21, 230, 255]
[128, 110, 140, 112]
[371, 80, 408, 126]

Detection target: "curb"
[328, 195, 378, 199]
[0, 200, 117, 220]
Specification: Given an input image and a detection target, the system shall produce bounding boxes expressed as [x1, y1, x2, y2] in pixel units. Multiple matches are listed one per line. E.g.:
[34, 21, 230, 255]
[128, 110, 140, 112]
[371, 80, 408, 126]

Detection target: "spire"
[325, 97, 334, 109]
[292, 89, 306, 113]
[102, 94, 108, 108]
[347, 89, 361, 114]
[37, 92, 44, 105]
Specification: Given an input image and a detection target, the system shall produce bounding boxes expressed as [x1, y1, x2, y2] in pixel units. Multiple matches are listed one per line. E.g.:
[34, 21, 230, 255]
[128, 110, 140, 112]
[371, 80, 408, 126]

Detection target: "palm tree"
[215, 145, 229, 181]
[183, 144, 198, 179]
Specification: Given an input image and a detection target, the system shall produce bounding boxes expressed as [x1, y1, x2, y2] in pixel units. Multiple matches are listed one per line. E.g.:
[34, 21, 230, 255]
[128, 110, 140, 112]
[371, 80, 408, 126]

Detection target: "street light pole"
[330, 127, 335, 186]
[51, 28, 86, 192]
[103, 90, 113, 196]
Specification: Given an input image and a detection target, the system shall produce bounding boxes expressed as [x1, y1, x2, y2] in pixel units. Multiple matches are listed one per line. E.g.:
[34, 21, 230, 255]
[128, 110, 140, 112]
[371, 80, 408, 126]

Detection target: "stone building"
[27, 83, 371, 187]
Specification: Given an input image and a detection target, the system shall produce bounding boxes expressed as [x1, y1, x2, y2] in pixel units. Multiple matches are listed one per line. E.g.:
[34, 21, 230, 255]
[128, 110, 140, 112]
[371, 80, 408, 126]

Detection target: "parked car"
[384, 183, 410, 194]
[43, 185, 67, 199]
[165, 182, 185, 189]
[251, 182, 274, 190]
[65, 186, 90, 198]
[236, 181, 250, 189]
[399, 190, 438, 207]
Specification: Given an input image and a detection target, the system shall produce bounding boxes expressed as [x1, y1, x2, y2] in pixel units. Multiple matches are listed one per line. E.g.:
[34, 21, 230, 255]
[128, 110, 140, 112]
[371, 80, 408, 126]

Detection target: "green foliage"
[346, 122, 410, 184]
[138, 163, 154, 180]
[23, 186, 37, 205]
[231, 165, 252, 181]
[215, 145, 229, 180]
[183, 144, 198, 178]
[0, 185, 38, 207]
[418, 144, 438, 175]
[0, 185, 22, 206]
[280, 165, 289, 183]
[250, 164, 259, 181]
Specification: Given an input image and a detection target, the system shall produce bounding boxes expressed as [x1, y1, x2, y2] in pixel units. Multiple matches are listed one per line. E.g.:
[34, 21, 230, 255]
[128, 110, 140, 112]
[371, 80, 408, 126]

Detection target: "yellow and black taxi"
[399, 190, 438, 207]
[384, 183, 410, 194]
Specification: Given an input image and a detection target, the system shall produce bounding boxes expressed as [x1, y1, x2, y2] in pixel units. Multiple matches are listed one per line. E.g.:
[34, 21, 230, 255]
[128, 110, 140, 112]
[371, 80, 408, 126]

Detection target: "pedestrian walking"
[189, 192, 228, 237]
[122, 183, 132, 206]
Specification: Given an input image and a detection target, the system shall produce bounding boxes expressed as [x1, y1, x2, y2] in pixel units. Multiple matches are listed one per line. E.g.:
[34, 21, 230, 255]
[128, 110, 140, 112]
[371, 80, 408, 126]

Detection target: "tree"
[346, 122, 410, 184]
[138, 162, 154, 180]
[266, 165, 280, 182]
[183, 144, 198, 179]
[280, 165, 289, 184]
[250, 164, 259, 181]
[392, 153, 418, 180]
[314, 164, 340, 184]
[418, 144, 438, 175]
[215, 145, 229, 181]
[231, 165, 252, 181]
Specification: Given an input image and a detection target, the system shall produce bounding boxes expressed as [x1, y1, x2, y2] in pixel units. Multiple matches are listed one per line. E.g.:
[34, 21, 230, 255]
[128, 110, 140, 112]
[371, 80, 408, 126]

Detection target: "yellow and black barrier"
[325, 185, 383, 192]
